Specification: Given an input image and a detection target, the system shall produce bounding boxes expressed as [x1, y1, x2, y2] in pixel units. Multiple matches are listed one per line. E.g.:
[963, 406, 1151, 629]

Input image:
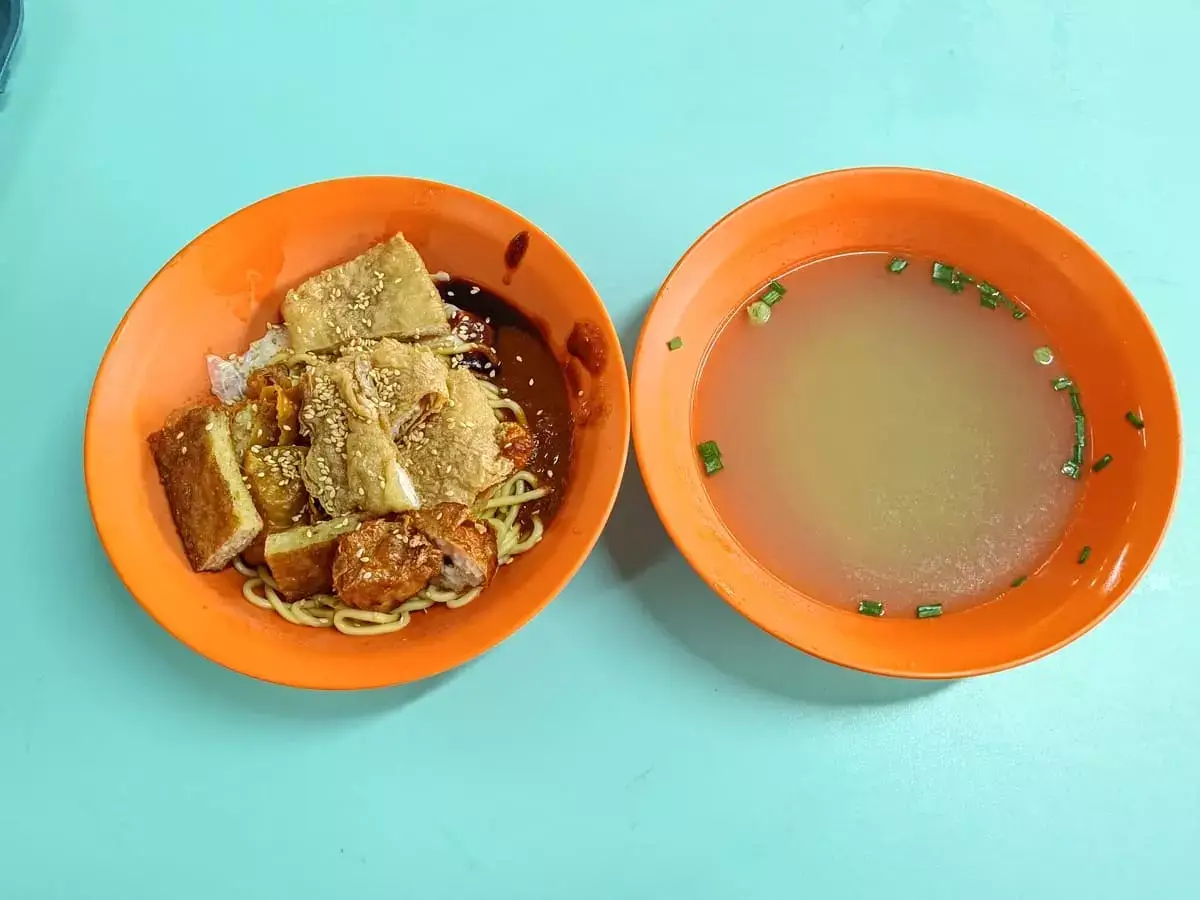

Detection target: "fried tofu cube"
[148, 405, 263, 572]
[264, 516, 362, 600]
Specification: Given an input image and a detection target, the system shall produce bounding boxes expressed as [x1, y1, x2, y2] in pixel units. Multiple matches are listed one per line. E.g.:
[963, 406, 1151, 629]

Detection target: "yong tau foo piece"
[396, 367, 514, 508]
[409, 503, 499, 593]
[332, 517, 444, 612]
[148, 405, 263, 571]
[264, 516, 362, 600]
[281, 233, 450, 353]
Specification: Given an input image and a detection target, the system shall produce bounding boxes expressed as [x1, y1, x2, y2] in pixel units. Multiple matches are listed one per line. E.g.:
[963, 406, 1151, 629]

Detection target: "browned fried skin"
[408, 503, 498, 592]
[496, 421, 534, 470]
[148, 406, 243, 571]
[244, 446, 309, 527]
[332, 519, 441, 612]
[245, 363, 298, 400]
[266, 538, 340, 600]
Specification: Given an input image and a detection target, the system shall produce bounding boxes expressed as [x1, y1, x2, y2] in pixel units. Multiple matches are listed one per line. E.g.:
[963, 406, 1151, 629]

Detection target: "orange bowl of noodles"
[86, 177, 629, 689]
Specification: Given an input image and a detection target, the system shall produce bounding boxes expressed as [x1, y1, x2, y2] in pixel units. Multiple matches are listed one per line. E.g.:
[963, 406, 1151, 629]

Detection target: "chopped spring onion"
[857, 599, 885, 617]
[931, 261, 967, 293]
[1092, 453, 1113, 472]
[697, 440, 724, 476]
[1011, 306, 1028, 320]
[1033, 346, 1054, 365]
[1078, 546, 1092, 564]
[916, 604, 943, 619]
[887, 257, 909, 274]
[1061, 460, 1081, 479]
[1074, 415, 1087, 454]
[977, 281, 1000, 309]
[1051, 376, 1075, 392]
[1071, 392, 1084, 415]
[761, 280, 787, 307]
[1010, 575, 1028, 588]
[747, 300, 772, 326]
[667, 336, 683, 351]
[1125, 411, 1145, 430]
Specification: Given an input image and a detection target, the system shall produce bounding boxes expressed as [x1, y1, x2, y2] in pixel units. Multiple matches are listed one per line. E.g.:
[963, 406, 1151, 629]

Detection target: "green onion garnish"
[760, 280, 786, 306]
[1074, 414, 1087, 448]
[1078, 546, 1092, 564]
[916, 604, 943, 619]
[1061, 460, 1081, 479]
[667, 336, 683, 351]
[697, 440, 723, 476]
[1125, 411, 1145, 429]
[1010, 575, 1028, 588]
[1092, 453, 1113, 472]
[1011, 306, 1028, 320]
[1033, 346, 1054, 365]
[887, 257, 909, 274]
[931, 261, 968, 293]
[747, 300, 772, 326]
[857, 600, 885, 617]
[977, 282, 1000, 309]
[1071, 392, 1084, 415]
[1052, 376, 1075, 392]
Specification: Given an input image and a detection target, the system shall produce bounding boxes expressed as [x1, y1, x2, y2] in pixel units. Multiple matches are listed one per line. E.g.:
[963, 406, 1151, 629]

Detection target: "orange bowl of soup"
[86, 177, 629, 689]
[632, 167, 1181, 678]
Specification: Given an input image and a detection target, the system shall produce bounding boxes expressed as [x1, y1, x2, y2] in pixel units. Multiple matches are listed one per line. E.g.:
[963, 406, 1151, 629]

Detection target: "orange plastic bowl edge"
[86, 176, 630, 690]
[632, 167, 1182, 679]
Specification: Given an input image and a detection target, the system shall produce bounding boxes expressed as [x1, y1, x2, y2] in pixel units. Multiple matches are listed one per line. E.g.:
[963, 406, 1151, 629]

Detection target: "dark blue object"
[0, 0, 22, 93]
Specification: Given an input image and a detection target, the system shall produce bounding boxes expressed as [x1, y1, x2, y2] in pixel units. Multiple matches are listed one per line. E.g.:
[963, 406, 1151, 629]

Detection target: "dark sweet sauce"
[438, 278, 573, 525]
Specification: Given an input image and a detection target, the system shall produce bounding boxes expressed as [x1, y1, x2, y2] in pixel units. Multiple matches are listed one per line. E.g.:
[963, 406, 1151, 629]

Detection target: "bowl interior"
[87, 177, 630, 688]
[633, 168, 1181, 678]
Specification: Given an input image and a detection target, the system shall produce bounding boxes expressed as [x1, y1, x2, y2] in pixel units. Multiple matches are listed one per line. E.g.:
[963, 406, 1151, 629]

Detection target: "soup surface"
[694, 252, 1082, 615]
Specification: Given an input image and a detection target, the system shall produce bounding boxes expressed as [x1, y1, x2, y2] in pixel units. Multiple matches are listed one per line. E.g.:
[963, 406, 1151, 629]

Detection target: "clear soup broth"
[694, 252, 1083, 615]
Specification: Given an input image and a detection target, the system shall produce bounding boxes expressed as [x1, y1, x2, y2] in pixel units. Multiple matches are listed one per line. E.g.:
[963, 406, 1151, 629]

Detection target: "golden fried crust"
[332, 519, 441, 612]
[281, 233, 450, 354]
[244, 446, 310, 528]
[148, 405, 262, 572]
[246, 365, 302, 446]
[264, 516, 361, 601]
[229, 395, 281, 462]
[496, 421, 534, 470]
[407, 503, 498, 591]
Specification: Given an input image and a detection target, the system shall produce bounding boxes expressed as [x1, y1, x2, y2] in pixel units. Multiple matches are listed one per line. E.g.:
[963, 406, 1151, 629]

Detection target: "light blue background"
[2, 1, 1196, 897]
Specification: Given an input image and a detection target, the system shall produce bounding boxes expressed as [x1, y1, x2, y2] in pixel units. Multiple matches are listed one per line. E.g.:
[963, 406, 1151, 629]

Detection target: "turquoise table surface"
[2, 1, 1196, 897]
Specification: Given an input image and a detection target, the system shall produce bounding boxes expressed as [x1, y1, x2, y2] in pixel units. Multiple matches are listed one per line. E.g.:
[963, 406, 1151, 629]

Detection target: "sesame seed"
[529, 378, 535, 386]
[205, 422, 214, 432]
[181, 446, 188, 454]
[536, 409, 543, 416]
[515, 355, 523, 362]
[577, 390, 584, 397]
[470, 286, 480, 295]
[175, 431, 184, 439]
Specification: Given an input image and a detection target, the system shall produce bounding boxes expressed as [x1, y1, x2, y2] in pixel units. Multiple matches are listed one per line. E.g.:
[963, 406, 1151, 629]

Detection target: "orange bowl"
[633, 168, 1181, 678]
[86, 177, 630, 689]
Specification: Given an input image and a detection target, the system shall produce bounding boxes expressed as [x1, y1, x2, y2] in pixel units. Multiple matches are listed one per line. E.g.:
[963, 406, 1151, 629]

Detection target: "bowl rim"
[632, 165, 1183, 678]
[85, 175, 631, 689]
